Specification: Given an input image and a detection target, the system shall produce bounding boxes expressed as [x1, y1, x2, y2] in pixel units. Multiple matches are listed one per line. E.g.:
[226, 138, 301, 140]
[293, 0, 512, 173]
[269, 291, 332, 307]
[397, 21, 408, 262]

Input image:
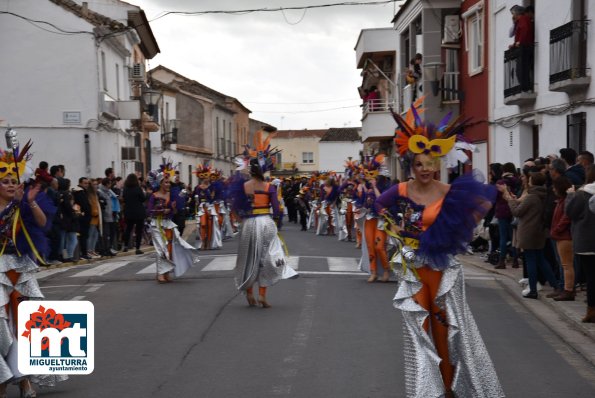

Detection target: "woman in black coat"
[122, 173, 147, 254]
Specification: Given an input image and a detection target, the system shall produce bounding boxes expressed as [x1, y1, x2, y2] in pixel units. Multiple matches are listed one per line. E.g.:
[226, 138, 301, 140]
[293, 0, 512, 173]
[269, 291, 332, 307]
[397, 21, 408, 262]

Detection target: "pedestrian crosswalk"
[36, 255, 497, 281]
[36, 255, 365, 281]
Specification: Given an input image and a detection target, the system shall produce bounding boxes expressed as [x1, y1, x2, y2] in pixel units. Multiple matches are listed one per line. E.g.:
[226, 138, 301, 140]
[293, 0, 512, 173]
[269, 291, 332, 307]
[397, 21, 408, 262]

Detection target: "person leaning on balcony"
[366, 85, 380, 111]
[509, 5, 534, 92]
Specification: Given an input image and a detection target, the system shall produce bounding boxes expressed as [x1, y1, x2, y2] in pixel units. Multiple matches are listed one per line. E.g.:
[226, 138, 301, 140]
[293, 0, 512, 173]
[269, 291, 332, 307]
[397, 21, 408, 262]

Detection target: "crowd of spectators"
[35, 165, 190, 265]
[480, 148, 595, 322]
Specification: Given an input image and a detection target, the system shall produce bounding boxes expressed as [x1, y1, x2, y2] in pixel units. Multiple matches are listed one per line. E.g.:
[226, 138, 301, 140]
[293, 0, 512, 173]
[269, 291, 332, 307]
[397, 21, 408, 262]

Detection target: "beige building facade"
[271, 130, 326, 175]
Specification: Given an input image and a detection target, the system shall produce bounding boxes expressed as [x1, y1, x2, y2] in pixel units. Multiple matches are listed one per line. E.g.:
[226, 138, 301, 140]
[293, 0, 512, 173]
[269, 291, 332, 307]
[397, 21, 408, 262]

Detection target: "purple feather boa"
[416, 173, 496, 270]
[226, 172, 251, 217]
[16, 189, 56, 259]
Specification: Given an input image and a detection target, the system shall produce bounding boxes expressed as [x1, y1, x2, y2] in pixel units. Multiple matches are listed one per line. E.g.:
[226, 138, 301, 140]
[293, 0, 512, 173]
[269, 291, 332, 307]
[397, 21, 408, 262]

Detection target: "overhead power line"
[245, 98, 361, 105]
[254, 105, 361, 114]
[149, 1, 400, 22]
[0, 11, 96, 36]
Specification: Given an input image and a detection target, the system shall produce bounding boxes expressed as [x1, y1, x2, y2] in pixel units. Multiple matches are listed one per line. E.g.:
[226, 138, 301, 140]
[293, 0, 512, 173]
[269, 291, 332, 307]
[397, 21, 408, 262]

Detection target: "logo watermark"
[18, 301, 94, 375]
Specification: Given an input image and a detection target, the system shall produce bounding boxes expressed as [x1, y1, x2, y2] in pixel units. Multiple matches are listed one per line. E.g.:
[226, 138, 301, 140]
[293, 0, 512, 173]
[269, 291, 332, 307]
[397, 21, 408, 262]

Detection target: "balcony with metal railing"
[360, 98, 398, 142]
[549, 20, 590, 92]
[442, 71, 461, 103]
[503, 46, 536, 105]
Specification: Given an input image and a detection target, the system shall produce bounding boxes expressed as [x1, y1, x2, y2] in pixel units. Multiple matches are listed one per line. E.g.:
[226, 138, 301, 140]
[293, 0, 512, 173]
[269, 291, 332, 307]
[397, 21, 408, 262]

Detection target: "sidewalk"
[459, 253, 595, 366]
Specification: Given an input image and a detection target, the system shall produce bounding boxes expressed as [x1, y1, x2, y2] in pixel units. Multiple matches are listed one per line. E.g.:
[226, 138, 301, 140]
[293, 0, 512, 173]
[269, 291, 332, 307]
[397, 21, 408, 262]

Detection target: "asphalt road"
[30, 221, 595, 398]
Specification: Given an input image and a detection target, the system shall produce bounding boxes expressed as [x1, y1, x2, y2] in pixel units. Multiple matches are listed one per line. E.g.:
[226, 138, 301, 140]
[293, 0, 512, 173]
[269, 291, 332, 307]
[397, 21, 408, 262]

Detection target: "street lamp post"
[142, 86, 162, 120]
[140, 85, 162, 175]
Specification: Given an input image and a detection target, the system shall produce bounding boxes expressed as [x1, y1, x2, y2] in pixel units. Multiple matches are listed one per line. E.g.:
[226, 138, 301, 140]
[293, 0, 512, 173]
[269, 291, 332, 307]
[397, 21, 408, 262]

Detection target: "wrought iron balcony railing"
[550, 20, 589, 85]
[504, 45, 535, 98]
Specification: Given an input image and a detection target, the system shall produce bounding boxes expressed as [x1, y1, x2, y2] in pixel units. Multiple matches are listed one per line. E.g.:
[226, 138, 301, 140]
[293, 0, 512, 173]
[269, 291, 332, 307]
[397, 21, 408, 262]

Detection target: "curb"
[38, 245, 157, 271]
[459, 254, 595, 367]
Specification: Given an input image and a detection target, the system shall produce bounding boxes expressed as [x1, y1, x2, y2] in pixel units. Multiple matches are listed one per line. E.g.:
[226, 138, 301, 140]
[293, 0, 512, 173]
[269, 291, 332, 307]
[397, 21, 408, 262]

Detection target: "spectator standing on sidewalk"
[87, 179, 102, 257]
[494, 162, 521, 268]
[549, 176, 575, 301]
[500, 171, 558, 299]
[97, 178, 117, 257]
[565, 165, 595, 322]
[122, 173, 147, 254]
[58, 179, 80, 262]
[72, 177, 92, 260]
[578, 150, 594, 171]
[560, 148, 586, 187]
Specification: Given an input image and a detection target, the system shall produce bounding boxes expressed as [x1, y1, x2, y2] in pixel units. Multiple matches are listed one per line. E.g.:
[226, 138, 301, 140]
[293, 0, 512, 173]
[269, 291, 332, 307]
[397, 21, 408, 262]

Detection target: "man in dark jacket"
[560, 148, 586, 187]
[72, 177, 92, 260]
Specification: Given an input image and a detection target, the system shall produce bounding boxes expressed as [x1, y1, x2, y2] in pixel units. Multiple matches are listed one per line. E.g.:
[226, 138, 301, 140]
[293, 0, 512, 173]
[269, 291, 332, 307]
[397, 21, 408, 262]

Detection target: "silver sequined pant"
[393, 260, 505, 397]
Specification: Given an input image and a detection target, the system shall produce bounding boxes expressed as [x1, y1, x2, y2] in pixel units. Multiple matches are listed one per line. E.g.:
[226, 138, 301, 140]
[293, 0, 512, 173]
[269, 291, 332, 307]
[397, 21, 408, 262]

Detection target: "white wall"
[318, 141, 364, 172]
[0, 0, 139, 178]
[491, 0, 595, 164]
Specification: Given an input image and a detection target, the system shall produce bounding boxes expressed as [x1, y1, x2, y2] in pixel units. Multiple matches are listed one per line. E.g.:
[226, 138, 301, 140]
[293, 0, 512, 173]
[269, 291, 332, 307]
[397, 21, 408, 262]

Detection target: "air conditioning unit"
[443, 15, 460, 43]
[121, 146, 139, 161]
[129, 63, 145, 81]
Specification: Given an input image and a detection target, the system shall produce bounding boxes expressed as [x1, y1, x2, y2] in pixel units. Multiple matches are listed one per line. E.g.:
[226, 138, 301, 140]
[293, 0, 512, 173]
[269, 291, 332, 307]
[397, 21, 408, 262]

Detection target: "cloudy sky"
[127, 0, 402, 130]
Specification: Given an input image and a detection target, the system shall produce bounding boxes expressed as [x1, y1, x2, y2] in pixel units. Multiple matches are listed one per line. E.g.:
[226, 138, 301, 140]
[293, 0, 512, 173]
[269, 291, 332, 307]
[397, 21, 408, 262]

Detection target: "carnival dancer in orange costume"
[358, 154, 392, 283]
[0, 130, 66, 397]
[229, 132, 298, 308]
[306, 177, 320, 231]
[148, 162, 199, 283]
[374, 104, 504, 398]
[353, 171, 366, 248]
[318, 174, 339, 236]
[338, 159, 359, 242]
[193, 164, 222, 250]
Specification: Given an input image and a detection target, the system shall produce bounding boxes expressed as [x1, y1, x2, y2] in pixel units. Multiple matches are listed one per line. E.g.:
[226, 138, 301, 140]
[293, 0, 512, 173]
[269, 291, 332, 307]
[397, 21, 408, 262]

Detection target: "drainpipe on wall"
[84, 133, 91, 176]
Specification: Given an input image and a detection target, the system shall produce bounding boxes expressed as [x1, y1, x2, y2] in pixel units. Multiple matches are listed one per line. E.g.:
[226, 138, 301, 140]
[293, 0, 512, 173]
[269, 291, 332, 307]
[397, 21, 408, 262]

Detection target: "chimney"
[81, 2, 89, 17]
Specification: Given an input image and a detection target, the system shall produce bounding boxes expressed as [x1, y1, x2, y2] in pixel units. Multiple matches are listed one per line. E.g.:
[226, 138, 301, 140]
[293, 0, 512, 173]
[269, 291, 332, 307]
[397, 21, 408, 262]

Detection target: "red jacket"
[515, 14, 534, 45]
[550, 198, 571, 241]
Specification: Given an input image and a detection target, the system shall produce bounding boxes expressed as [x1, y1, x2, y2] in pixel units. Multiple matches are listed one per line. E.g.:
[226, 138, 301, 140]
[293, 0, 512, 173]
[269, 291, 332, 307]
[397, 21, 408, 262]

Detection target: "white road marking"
[70, 261, 130, 277]
[71, 296, 86, 301]
[298, 271, 365, 276]
[137, 263, 157, 274]
[202, 256, 237, 271]
[465, 276, 497, 280]
[40, 284, 103, 289]
[85, 284, 104, 293]
[287, 257, 299, 270]
[36, 267, 71, 280]
[327, 257, 359, 272]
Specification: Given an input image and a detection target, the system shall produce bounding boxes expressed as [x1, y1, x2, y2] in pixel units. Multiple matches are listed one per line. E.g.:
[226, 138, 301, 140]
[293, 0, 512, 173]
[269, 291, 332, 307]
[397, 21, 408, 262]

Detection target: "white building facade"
[0, 0, 159, 178]
[318, 128, 363, 172]
[490, 0, 594, 165]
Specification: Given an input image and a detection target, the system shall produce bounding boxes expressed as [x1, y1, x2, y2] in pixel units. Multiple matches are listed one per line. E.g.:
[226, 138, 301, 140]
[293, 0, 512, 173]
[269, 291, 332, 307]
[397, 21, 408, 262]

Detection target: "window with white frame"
[302, 152, 314, 164]
[463, 3, 484, 75]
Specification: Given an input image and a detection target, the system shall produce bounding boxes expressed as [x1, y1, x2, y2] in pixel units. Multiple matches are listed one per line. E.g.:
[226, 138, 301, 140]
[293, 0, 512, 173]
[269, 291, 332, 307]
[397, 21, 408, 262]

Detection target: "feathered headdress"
[0, 135, 34, 182]
[148, 159, 176, 190]
[362, 153, 388, 179]
[391, 97, 474, 168]
[234, 130, 280, 174]
[344, 159, 360, 178]
[194, 161, 212, 180]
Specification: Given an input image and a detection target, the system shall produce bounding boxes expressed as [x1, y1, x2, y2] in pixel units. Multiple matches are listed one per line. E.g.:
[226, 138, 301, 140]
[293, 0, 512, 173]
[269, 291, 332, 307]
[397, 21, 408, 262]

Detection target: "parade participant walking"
[229, 131, 298, 308]
[375, 106, 504, 397]
[359, 154, 391, 283]
[0, 136, 66, 397]
[193, 164, 222, 250]
[319, 174, 340, 236]
[147, 162, 199, 283]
